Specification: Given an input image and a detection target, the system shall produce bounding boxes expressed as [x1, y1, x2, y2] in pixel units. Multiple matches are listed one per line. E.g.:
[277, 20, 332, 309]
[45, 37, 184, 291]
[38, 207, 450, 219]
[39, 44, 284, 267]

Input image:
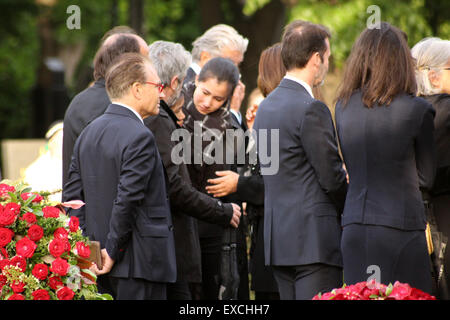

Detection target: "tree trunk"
[129, 0, 144, 36]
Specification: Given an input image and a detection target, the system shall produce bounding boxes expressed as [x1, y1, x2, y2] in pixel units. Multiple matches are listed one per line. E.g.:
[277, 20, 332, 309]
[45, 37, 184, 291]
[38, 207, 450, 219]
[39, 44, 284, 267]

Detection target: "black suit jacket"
[144, 100, 233, 283]
[62, 104, 177, 283]
[253, 78, 347, 267]
[335, 91, 435, 230]
[229, 110, 264, 206]
[62, 79, 110, 187]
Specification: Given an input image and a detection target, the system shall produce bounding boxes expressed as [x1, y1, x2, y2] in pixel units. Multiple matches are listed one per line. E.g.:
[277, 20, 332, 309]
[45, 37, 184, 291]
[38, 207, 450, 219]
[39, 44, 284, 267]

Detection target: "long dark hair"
[336, 22, 417, 108]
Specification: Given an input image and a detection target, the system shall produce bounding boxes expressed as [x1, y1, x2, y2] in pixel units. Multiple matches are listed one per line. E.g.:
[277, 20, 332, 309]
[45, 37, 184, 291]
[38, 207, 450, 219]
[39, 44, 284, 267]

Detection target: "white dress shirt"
[283, 74, 314, 98]
[112, 101, 144, 124]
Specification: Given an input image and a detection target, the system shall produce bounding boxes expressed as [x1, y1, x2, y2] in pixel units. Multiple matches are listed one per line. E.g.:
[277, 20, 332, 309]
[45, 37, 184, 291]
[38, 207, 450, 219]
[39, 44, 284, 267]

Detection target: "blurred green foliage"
[289, 0, 449, 69]
[0, 0, 448, 142]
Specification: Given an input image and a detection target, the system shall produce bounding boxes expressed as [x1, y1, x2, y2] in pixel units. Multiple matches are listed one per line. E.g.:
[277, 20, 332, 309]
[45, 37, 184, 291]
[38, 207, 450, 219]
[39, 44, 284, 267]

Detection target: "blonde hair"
[411, 37, 450, 96]
[191, 24, 248, 63]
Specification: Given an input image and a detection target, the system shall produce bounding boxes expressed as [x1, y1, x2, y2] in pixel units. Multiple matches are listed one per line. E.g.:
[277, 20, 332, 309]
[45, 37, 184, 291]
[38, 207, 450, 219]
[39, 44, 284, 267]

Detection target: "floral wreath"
[0, 181, 112, 300]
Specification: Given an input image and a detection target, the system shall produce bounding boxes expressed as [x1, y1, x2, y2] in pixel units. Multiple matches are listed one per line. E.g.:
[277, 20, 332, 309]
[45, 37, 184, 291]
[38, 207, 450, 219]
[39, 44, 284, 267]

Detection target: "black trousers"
[167, 280, 192, 300]
[341, 223, 432, 294]
[272, 263, 342, 300]
[105, 276, 167, 300]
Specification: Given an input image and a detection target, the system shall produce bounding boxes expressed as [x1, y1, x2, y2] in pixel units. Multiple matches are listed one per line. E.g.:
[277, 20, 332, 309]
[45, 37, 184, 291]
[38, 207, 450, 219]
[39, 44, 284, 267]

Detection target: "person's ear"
[171, 76, 179, 90]
[131, 82, 143, 99]
[199, 51, 211, 67]
[428, 69, 441, 89]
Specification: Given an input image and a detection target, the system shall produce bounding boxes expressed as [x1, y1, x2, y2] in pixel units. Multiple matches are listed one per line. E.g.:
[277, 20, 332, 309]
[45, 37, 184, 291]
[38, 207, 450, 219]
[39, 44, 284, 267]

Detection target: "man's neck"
[285, 69, 314, 89]
[112, 99, 144, 123]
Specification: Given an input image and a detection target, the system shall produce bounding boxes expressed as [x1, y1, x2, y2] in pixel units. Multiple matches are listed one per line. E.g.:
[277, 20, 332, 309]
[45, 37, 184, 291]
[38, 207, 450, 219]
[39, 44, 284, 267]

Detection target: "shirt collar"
[283, 74, 314, 98]
[111, 101, 144, 124]
[229, 109, 242, 125]
[190, 62, 201, 75]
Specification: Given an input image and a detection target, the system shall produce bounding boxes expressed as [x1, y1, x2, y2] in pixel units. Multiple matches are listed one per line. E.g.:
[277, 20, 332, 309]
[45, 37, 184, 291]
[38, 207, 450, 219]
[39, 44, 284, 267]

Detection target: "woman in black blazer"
[335, 22, 436, 293]
[412, 37, 450, 294]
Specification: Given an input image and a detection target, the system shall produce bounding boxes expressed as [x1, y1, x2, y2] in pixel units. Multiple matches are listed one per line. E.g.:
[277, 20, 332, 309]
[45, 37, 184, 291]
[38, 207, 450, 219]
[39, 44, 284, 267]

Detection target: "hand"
[245, 103, 259, 129]
[229, 81, 245, 112]
[90, 248, 115, 275]
[342, 163, 349, 184]
[206, 170, 239, 197]
[229, 203, 242, 228]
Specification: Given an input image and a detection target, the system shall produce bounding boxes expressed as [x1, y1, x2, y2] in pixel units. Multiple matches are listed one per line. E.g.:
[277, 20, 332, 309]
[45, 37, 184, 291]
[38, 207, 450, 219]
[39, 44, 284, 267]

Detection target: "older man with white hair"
[144, 41, 242, 300]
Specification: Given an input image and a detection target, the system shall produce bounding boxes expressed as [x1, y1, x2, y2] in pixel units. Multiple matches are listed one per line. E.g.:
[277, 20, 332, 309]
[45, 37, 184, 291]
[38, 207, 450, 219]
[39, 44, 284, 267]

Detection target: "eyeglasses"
[144, 81, 165, 93]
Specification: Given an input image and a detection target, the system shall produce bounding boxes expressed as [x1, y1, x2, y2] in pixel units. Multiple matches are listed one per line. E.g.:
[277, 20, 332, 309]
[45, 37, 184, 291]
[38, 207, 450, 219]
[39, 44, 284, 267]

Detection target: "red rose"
[57, 286, 75, 300]
[21, 192, 43, 203]
[15, 237, 37, 258]
[8, 294, 25, 300]
[0, 247, 8, 259]
[32, 289, 50, 300]
[51, 257, 69, 276]
[0, 184, 15, 198]
[32, 263, 48, 280]
[63, 239, 71, 252]
[28, 224, 44, 242]
[20, 212, 37, 225]
[0, 206, 17, 227]
[387, 282, 412, 300]
[4, 203, 21, 215]
[0, 274, 7, 289]
[75, 241, 91, 258]
[42, 206, 60, 218]
[48, 276, 64, 290]
[69, 216, 79, 232]
[48, 238, 66, 257]
[54, 227, 68, 240]
[10, 256, 27, 272]
[0, 227, 14, 247]
[11, 280, 25, 293]
[0, 258, 10, 271]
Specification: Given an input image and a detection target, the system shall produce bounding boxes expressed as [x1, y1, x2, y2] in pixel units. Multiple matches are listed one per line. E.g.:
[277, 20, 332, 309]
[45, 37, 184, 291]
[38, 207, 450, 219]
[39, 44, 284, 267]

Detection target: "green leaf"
[7, 191, 17, 202]
[385, 283, 393, 296]
[369, 294, 379, 299]
[81, 268, 97, 281]
[21, 187, 32, 194]
[23, 194, 35, 207]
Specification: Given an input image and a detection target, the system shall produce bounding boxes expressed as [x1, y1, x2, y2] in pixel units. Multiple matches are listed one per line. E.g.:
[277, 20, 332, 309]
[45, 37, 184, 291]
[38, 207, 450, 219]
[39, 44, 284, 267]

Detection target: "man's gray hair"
[191, 24, 249, 63]
[148, 40, 192, 85]
[411, 37, 450, 96]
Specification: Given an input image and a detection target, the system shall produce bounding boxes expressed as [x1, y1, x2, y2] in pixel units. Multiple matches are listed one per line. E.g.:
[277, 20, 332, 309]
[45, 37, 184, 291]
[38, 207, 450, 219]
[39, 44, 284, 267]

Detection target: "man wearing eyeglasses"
[63, 52, 176, 300]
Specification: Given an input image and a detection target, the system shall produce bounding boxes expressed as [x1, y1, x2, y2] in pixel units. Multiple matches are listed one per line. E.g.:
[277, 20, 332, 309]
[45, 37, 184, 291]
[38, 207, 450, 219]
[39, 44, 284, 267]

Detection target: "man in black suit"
[144, 40, 242, 299]
[62, 29, 148, 186]
[62, 53, 176, 300]
[253, 21, 348, 300]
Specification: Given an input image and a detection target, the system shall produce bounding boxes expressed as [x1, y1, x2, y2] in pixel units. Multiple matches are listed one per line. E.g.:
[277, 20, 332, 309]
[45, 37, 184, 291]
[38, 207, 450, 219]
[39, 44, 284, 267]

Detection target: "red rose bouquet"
[313, 279, 436, 300]
[0, 182, 112, 300]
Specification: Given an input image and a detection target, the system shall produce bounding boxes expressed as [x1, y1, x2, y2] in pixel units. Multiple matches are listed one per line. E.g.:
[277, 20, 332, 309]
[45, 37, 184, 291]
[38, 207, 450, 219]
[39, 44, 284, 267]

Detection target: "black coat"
[254, 78, 347, 267]
[144, 100, 233, 283]
[63, 104, 177, 283]
[335, 91, 436, 230]
[424, 94, 450, 196]
[62, 79, 110, 186]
